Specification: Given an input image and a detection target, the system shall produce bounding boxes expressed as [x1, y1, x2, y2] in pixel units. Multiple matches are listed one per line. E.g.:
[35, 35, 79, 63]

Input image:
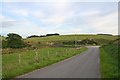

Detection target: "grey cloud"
[1, 21, 17, 28]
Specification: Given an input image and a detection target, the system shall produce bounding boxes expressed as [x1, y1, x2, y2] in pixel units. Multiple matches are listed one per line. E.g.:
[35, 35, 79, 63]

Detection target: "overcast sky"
[0, 1, 118, 37]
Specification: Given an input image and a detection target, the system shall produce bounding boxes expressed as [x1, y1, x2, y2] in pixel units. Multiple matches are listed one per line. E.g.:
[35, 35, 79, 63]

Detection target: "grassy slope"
[25, 35, 117, 46]
[100, 44, 119, 78]
[25, 35, 117, 42]
[2, 47, 87, 79]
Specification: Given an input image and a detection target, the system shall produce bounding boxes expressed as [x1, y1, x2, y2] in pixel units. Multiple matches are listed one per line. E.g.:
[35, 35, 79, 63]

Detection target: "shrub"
[6, 33, 25, 48]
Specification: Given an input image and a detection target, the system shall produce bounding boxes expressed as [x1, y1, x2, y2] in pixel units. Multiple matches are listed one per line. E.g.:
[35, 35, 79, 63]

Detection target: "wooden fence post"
[48, 51, 49, 58]
[35, 52, 38, 61]
[56, 51, 57, 56]
[66, 49, 67, 52]
[19, 53, 21, 64]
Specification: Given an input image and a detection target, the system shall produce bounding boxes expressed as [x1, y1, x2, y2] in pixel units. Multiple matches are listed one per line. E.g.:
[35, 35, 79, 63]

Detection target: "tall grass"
[2, 47, 87, 79]
[100, 44, 119, 78]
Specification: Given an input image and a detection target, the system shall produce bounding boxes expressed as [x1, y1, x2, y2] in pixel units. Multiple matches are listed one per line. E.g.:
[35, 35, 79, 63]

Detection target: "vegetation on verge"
[2, 47, 87, 79]
[100, 38, 119, 78]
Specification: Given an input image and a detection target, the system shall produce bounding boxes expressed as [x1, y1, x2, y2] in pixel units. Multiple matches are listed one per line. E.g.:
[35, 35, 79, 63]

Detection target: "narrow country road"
[17, 46, 100, 78]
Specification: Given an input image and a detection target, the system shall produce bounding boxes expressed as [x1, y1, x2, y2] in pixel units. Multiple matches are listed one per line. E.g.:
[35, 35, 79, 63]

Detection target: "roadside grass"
[100, 44, 119, 78]
[2, 47, 87, 79]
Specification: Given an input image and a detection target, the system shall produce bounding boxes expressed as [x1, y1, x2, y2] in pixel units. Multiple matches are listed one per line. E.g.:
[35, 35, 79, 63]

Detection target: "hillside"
[25, 34, 117, 42]
[24, 34, 117, 47]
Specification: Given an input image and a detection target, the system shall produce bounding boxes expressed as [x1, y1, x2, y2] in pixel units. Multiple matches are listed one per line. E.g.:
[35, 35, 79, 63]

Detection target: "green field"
[24, 35, 117, 47]
[2, 47, 87, 79]
[100, 44, 119, 78]
[25, 34, 117, 42]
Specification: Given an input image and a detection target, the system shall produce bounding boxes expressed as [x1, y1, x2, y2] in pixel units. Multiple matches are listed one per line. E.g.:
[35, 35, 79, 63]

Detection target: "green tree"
[6, 33, 25, 48]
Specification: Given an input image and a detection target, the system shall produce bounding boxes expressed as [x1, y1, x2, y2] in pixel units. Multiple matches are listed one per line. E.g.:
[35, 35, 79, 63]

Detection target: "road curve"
[17, 46, 100, 78]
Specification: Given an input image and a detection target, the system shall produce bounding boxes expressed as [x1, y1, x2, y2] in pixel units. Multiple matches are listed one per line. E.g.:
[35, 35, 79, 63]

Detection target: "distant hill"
[25, 34, 117, 42]
[25, 34, 117, 46]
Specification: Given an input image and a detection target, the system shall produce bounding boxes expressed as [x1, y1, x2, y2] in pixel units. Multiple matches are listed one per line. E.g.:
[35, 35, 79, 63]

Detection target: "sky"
[0, 1, 118, 37]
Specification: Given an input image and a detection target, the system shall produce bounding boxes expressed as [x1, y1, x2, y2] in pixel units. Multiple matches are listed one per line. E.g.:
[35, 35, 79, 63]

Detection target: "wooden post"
[19, 54, 21, 64]
[56, 51, 57, 56]
[48, 51, 49, 58]
[35, 52, 38, 61]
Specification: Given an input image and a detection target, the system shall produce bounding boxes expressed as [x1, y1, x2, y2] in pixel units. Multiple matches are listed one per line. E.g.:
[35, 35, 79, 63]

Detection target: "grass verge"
[100, 44, 119, 78]
[2, 47, 87, 79]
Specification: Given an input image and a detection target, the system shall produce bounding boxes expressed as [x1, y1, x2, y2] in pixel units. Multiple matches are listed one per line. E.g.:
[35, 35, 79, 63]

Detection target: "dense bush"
[62, 41, 74, 45]
[6, 33, 25, 48]
[62, 39, 97, 45]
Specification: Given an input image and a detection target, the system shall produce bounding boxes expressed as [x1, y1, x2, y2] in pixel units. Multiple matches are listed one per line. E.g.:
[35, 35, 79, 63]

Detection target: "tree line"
[2, 33, 60, 49]
[97, 34, 113, 36]
[27, 33, 60, 38]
